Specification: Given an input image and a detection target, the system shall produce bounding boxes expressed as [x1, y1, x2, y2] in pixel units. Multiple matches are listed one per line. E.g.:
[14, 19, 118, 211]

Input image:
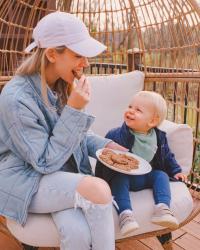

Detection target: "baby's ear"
[148, 115, 160, 128]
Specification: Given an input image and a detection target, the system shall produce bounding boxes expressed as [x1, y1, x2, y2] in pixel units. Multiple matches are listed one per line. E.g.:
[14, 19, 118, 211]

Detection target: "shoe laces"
[154, 204, 175, 217]
[119, 211, 136, 228]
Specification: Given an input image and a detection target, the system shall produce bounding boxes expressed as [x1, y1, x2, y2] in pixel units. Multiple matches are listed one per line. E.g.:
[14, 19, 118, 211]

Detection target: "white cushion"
[7, 182, 193, 246]
[7, 214, 60, 247]
[159, 120, 193, 175]
[86, 71, 144, 136]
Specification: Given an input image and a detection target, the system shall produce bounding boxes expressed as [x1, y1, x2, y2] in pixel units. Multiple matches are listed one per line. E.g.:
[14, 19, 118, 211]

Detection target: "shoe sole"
[121, 223, 139, 237]
[151, 218, 179, 230]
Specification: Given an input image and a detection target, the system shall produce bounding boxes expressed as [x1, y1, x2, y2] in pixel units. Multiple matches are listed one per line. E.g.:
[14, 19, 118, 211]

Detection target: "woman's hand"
[67, 75, 91, 110]
[105, 141, 129, 152]
[173, 172, 188, 182]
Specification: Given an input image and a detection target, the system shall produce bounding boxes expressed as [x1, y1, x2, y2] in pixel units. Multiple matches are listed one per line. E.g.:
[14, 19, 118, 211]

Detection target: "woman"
[0, 11, 126, 250]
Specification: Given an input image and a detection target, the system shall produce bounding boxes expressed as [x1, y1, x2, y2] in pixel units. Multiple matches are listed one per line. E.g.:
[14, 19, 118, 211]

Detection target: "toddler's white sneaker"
[151, 203, 179, 229]
[119, 210, 139, 236]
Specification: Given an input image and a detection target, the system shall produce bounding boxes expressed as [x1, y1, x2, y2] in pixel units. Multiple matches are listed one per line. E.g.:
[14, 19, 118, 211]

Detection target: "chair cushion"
[86, 70, 144, 136]
[7, 182, 193, 246]
[159, 120, 193, 175]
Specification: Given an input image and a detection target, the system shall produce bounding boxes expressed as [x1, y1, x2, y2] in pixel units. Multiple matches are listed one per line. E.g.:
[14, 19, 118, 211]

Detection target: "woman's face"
[47, 48, 89, 84]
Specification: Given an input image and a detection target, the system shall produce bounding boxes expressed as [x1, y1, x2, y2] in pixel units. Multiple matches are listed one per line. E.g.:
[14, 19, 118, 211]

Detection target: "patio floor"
[0, 213, 200, 250]
[117, 213, 200, 250]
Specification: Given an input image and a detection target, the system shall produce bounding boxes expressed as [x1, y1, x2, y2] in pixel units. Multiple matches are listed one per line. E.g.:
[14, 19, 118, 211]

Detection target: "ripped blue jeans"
[28, 171, 115, 250]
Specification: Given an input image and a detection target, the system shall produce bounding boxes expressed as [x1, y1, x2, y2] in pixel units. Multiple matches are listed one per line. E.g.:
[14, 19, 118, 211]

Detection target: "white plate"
[96, 148, 152, 175]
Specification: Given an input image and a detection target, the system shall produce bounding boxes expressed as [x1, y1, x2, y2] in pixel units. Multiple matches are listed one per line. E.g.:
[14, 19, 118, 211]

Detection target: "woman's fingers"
[76, 75, 86, 89]
[67, 74, 91, 110]
[76, 76, 91, 96]
[83, 78, 91, 95]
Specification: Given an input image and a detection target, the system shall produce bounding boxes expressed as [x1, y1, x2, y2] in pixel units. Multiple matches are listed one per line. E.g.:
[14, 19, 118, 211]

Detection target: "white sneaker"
[119, 210, 139, 236]
[151, 203, 179, 229]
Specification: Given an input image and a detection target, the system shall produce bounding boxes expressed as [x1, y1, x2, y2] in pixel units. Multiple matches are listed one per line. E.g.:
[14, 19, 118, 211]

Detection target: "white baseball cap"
[25, 11, 107, 57]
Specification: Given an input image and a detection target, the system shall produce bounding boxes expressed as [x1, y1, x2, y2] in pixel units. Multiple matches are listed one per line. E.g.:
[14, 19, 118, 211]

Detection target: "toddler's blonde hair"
[134, 91, 167, 126]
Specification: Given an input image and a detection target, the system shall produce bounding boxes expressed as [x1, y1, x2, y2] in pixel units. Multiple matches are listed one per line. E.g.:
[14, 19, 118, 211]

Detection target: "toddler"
[96, 91, 187, 236]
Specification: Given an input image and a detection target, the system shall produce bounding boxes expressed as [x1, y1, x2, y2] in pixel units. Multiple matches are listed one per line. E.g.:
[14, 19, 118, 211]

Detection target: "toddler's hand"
[173, 173, 188, 182]
[105, 141, 129, 152]
[67, 75, 91, 110]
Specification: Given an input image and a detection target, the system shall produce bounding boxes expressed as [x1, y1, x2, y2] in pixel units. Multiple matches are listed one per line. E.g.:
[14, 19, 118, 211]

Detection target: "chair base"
[157, 232, 172, 245]
[21, 234, 171, 250]
[22, 243, 39, 250]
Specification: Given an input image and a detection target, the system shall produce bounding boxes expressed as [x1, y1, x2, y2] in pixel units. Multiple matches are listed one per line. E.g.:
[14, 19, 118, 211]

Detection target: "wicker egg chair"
[0, 1, 200, 250]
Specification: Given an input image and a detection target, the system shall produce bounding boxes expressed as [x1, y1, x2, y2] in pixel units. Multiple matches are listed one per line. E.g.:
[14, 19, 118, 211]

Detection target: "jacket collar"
[119, 122, 135, 151]
[119, 123, 165, 151]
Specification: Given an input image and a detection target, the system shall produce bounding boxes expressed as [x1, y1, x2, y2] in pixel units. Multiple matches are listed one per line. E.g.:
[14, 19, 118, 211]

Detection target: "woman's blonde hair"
[134, 91, 167, 126]
[16, 46, 73, 107]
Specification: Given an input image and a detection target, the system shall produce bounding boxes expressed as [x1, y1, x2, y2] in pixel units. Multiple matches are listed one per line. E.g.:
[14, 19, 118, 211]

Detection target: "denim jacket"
[0, 74, 110, 225]
[105, 122, 182, 177]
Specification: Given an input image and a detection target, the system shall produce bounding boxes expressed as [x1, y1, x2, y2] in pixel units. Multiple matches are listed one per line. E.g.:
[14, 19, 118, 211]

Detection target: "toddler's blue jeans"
[96, 166, 171, 214]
